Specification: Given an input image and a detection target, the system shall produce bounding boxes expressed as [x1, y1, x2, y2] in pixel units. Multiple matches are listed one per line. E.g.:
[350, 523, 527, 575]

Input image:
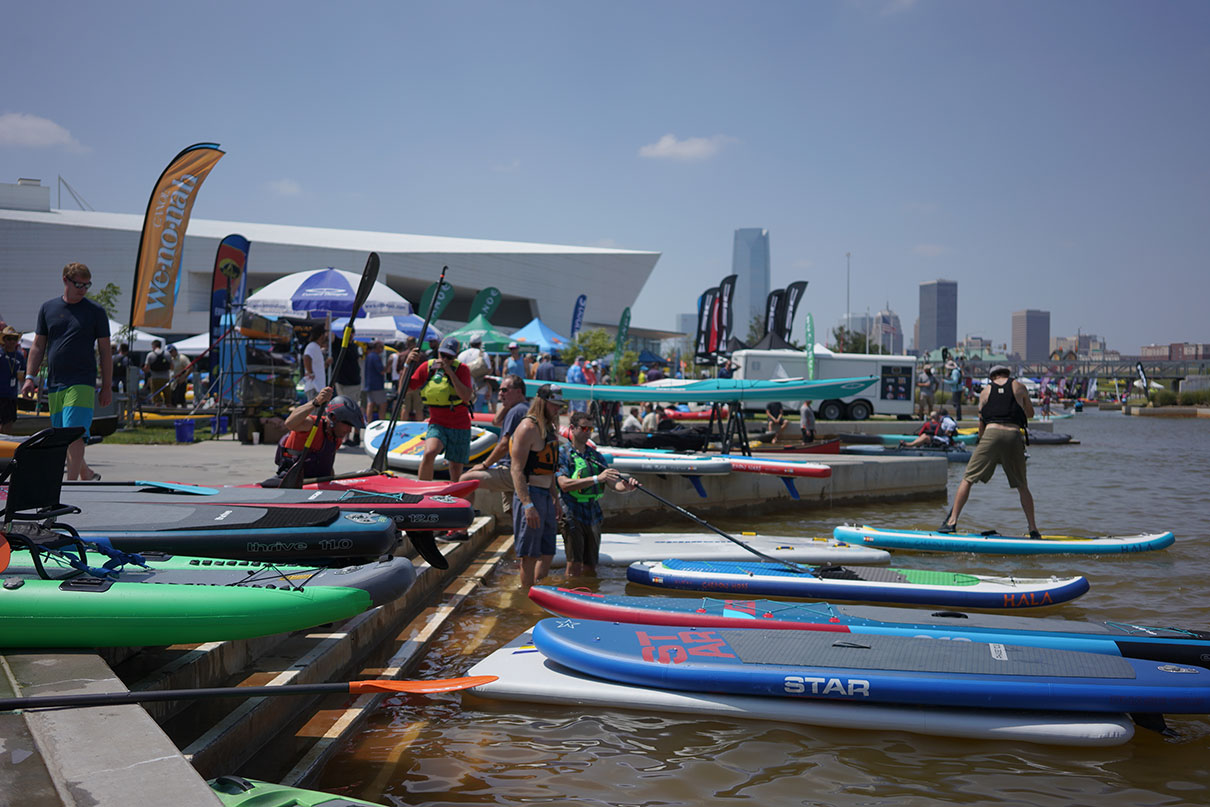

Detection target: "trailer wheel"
[819, 400, 845, 420]
[846, 400, 872, 421]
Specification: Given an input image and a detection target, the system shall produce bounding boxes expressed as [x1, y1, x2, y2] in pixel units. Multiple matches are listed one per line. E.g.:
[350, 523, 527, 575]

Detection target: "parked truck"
[730, 346, 918, 420]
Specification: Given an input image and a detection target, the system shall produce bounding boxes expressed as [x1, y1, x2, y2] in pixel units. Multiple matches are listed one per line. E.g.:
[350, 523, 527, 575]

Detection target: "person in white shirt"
[621, 407, 642, 432]
[639, 402, 660, 432]
[302, 324, 328, 401]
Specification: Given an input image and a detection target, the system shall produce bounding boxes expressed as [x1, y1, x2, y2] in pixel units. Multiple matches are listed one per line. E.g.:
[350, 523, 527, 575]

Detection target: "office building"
[918, 280, 957, 353]
[1011, 309, 1050, 361]
[731, 228, 772, 338]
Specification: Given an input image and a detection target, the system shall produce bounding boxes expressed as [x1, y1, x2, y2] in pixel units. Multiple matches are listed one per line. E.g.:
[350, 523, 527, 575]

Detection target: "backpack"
[466, 351, 489, 380]
[148, 350, 170, 373]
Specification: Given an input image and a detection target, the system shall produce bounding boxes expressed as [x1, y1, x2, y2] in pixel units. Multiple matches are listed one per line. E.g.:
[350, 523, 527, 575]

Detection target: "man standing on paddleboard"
[941, 365, 1040, 538]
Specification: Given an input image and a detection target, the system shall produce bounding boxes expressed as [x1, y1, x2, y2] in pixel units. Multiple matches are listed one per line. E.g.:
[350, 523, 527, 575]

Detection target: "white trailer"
[731, 346, 918, 420]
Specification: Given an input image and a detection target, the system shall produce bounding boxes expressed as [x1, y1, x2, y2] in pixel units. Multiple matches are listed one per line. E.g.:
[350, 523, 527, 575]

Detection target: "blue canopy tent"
[637, 349, 669, 366]
[509, 317, 572, 354]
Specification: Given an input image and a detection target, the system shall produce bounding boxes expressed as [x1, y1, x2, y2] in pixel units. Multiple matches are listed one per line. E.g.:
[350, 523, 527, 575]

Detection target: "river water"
[315, 408, 1210, 806]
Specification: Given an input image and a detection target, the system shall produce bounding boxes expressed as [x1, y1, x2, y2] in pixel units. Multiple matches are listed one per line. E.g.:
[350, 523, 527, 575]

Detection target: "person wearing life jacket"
[941, 365, 1040, 538]
[405, 336, 475, 482]
[271, 386, 366, 482]
[556, 409, 638, 578]
[509, 383, 568, 589]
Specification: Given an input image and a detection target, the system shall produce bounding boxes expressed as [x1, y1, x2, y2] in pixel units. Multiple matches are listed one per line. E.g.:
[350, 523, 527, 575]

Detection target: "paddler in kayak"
[267, 386, 366, 484]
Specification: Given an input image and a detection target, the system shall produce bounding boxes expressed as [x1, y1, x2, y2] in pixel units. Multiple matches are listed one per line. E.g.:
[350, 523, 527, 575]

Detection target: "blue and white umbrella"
[331, 314, 443, 343]
[244, 268, 413, 318]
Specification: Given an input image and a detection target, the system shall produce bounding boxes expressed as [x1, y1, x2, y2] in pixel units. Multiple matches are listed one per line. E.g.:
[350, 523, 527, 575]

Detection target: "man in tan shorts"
[940, 365, 1040, 538]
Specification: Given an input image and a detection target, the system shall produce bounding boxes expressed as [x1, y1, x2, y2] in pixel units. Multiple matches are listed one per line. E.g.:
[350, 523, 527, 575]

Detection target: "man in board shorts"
[941, 364, 1040, 538]
[21, 262, 112, 480]
[406, 335, 474, 481]
[510, 383, 567, 589]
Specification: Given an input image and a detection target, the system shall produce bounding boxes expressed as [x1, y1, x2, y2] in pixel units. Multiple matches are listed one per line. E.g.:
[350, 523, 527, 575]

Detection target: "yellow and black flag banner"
[130, 142, 225, 329]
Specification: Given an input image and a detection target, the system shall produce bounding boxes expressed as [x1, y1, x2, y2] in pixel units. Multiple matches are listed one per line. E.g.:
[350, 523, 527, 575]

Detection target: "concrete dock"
[1, 432, 947, 805]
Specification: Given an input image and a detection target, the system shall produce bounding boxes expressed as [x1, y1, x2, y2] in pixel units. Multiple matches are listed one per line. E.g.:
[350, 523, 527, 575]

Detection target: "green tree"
[745, 314, 765, 346]
[88, 282, 122, 319]
[562, 328, 615, 363]
[831, 326, 885, 354]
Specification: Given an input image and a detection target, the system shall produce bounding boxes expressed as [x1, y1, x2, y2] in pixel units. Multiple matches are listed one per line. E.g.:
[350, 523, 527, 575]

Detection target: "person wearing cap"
[270, 385, 366, 483]
[945, 358, 965, 420]
[504, 342, 526, 379]
[167, 344, 190, 407]
[941, 365, 1040, 538]
[0, 325, 27, 434]
[584, 359, 598, 385]
[509, 383, 568, 588]
[406, 335, 475, 481]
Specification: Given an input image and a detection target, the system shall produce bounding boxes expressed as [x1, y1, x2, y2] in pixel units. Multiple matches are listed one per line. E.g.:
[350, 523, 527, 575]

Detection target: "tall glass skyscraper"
[731, 228, 773, 338]
[1012, 309, 1050, 361]
[918, 279, 957, 353]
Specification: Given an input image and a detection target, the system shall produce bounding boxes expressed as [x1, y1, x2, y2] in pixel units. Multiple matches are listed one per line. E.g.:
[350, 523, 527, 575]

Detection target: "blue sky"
[3, 0, 1207, 352]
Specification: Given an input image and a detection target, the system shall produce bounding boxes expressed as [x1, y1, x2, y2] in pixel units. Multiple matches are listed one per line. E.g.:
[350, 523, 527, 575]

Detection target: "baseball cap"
[508, 341, 519, 350]
[438, 336, 460, 356]
[536, 384, 568, 407]
[470, 335, 483, 346]
[988, 364, 1011, 377]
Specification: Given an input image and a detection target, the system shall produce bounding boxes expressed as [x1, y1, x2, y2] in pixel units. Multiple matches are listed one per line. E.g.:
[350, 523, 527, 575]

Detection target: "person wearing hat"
[945, 358, 965, 420]
[504, 342, 526, 379]
[269, 385, 367, 483]
[0, 325, 27, 434]
[509, 383, 568, 588]
[406, 335, 475, 481]
[915, 363, 938, 419]
[941, 364, 1040, 538]
[167, 344, 190, 407]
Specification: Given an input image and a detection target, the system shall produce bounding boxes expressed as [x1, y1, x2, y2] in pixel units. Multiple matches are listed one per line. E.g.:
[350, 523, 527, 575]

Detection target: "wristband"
[523, 502, 535, 511]
[592, 475, 598, 485]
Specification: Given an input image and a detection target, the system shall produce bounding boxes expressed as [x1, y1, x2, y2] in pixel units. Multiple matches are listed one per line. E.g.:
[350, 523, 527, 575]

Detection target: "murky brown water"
[316, 409, 1210, 806]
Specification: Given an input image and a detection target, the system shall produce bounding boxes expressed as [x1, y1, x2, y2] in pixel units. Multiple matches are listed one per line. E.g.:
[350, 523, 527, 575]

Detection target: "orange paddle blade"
[348, 675, 497, 695]
[0, 534, 9, 574]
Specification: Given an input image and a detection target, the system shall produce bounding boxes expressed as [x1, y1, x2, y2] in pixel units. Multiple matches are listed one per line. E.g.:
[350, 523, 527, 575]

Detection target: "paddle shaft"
[281, 252, 380, 488]
[371, 265, 448, 473]
[0, 675, 495, 712]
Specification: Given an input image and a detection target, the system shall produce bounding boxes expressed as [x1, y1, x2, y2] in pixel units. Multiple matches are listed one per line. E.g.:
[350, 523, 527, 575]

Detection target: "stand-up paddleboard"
[467, 631, 1134, 746]
[531, 619, 1210, 714]
[549, 532, 890, 567]
[714, 455, 831, 478]
[519, 375, 879, 404]
[210, 776, 388, 807]
[363, 420, 496, 472]
[529, 588, 1210, 667]
[52, 484, 474, 532]
[834, 525, 1176, 555]
[297, 474, 479, 499]
[596, 449, 732, 476]
[840, 444, 972, 462]
[627, 559, 1089, 609]
[0, 499, 399, 562]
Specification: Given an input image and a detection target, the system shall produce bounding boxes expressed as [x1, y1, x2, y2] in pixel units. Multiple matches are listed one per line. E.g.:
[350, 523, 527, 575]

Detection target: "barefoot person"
[20, 262, 112, 480]
[510, 383, 567, 589]
[941, 365, 1039, 537]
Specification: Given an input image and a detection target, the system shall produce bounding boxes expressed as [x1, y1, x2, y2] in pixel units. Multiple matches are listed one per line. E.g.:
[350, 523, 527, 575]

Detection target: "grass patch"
[102, 423, 221, 445]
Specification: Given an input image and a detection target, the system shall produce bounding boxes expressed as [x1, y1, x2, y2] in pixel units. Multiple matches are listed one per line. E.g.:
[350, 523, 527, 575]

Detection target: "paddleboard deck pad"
[465, 631, 1134, 746]
[834, 525, 1176, 555]
[550, 532, 890, 567]
[626, 559, 1089, 608]
[529, 588, 1210, 666]
[532, 619, 1210, 714]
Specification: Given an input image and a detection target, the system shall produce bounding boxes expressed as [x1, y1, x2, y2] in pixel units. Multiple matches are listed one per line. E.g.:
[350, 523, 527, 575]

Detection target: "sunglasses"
[575, 424, 592, 431]
[69, 280, 92, 290]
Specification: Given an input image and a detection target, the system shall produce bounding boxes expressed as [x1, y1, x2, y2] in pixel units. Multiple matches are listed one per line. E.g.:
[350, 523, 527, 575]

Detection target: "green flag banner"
[805, 313, 815, 380]
[614, 306, 630, 382]
[470, 286, 502, 321]
[419, 281, 454, 322]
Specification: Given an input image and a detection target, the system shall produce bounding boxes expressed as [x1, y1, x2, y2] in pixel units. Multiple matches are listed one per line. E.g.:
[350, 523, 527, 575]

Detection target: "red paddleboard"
[664, 407, 727, 420]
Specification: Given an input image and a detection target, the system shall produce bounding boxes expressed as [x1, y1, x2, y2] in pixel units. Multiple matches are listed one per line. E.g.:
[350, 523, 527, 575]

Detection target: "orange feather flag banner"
[130, 143, 225, 329]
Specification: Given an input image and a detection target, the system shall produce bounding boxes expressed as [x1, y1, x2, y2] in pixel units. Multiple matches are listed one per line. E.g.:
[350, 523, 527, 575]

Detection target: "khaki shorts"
[963, 427, 1028, 488]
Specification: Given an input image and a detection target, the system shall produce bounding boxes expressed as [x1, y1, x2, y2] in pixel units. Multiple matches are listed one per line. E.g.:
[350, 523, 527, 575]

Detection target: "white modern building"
[0, 179, 661, 338]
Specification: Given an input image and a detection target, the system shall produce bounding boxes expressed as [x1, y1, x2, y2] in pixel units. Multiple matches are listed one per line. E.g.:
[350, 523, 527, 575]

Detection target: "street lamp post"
[845, 252, 851, 352]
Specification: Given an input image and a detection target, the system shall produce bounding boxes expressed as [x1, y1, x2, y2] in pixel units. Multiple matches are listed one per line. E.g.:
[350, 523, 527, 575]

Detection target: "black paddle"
[585, 457, 814, 573]
[371, 265, 448, 474]
[0, 674, 496, 712]
[280, 252, 381, 489]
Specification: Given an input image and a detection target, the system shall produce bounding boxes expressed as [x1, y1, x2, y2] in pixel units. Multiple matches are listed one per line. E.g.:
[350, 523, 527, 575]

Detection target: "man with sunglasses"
[21, 262, 112, 479]
[455, 374, 529, 540]
[0, 326, 26, 434]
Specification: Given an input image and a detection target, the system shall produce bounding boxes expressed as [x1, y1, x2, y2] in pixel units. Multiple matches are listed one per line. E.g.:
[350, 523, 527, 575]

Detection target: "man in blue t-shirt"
[454, 374, 530, 540]
[1, 326, 27, 433]
[21, 262, 112, 479]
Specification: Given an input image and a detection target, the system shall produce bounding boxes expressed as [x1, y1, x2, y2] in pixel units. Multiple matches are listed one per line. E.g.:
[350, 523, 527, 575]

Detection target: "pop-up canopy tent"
[509, 317, 572, 354]
[637, 349, 669, 366]
[444, 314, 536, 354]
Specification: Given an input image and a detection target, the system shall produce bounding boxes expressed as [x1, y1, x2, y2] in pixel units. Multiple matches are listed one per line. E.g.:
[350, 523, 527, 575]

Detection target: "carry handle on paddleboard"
[280, 252, 380, 489]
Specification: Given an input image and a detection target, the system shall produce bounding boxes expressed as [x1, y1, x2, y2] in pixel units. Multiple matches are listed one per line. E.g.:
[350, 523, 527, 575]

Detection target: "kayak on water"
[626, 558, 1089, 609]
[833, 524, 1176, 555]
[529, 587, 1210, 667]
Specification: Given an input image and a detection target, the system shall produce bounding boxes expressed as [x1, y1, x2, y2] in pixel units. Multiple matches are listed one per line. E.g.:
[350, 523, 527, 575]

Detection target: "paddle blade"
[348, 675, 496, 695]
[0, 534, 10, 574]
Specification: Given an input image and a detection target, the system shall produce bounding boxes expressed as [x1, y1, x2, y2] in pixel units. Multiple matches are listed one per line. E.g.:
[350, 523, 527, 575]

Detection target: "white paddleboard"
[597, 449, 732, 476]
[551, 531, 890, 567]
[363, 420, 497, 472]
[464, 632, 1135, 747]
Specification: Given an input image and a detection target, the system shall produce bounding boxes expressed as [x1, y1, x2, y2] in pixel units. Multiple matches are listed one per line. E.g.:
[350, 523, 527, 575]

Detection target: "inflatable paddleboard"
[834, 525, 1176, 555]
[840, 444, 972, 462]
[596, 449, 732, 476]
[209, 776, 387, 807]
[626, 559, 1089, 609]
[715, 454, 832, 478]
[363, 420, 496, 472]
[550, 532, 890, 567]
[529, 588, 1210, 667]
[531, 619, 1210, 714]
[467, 631, 1133, 745]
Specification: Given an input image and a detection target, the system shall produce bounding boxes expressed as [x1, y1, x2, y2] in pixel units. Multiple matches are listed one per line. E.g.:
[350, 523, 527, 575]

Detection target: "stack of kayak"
[0, 427, 478, 648]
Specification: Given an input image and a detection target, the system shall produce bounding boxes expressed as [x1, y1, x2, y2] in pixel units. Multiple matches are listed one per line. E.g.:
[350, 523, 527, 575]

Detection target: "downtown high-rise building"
[1012, 309, 1050, 361]
[918, 279, 957, 353]
[731, 228, 773, 337]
